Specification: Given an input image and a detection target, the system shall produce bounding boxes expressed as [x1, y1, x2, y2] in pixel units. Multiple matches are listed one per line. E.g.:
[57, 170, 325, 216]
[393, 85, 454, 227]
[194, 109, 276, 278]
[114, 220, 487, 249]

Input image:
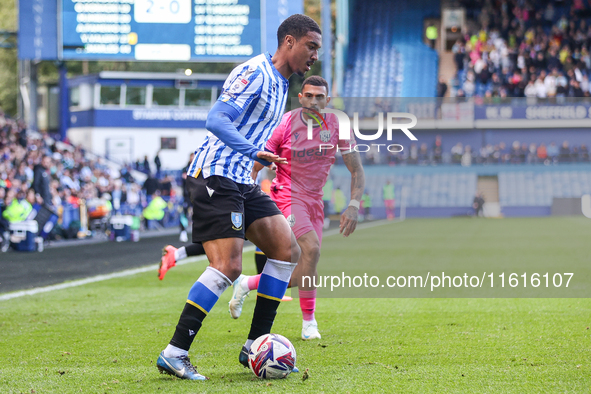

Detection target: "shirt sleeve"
[265, 113, 289, 153]
[205, 100, 271, 166]
[218, 66, 264, 115]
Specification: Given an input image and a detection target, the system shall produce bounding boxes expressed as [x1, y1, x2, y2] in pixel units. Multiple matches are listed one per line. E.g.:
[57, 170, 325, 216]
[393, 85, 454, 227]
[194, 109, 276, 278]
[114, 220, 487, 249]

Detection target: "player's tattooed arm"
[340, 151, 365, 237]
[343, 151, 365, 202]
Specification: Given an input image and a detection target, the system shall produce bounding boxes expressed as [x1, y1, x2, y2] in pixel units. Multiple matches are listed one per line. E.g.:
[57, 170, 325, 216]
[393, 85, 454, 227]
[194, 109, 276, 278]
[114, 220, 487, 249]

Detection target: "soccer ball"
[248, 333, 296, 379]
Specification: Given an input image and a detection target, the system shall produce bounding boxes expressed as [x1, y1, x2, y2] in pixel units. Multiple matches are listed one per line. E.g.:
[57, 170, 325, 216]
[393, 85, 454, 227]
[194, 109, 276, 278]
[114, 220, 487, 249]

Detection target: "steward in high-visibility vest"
[383, 182, 396, 220]
[333, 188, 346, 214]
[2, 199, 32, 223]
[362, 192, 372, 213]
[426, 24, 438, 49]
[143, 196, 167, 221]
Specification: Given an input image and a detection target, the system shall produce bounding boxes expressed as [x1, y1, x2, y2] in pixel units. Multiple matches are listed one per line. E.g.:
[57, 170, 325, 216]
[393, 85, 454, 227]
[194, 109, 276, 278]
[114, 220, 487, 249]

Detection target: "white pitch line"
[0, 247, 252, 302]
[0, 219, 398, 302]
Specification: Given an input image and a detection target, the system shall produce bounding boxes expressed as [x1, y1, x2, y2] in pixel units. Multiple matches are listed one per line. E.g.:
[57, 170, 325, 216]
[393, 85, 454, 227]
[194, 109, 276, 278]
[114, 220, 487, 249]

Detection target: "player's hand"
[267, 163, 277, 171]
[257, 151, 287, 165]
[339, 206, 358, 237]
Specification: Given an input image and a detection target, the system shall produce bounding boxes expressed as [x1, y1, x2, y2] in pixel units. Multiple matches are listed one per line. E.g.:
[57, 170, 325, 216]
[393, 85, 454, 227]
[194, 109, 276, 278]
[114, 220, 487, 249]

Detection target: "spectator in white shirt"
[535, 75, 547, 98]
[544, 69, 558, 97]
[524, 80, 537, 97]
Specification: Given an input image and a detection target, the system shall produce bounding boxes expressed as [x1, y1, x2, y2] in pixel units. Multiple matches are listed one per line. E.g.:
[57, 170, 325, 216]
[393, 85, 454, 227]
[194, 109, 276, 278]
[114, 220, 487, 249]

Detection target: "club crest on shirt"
[286, 214, 296, 228]
[320, 129, 331, 143]
[231, 212, 243, 230]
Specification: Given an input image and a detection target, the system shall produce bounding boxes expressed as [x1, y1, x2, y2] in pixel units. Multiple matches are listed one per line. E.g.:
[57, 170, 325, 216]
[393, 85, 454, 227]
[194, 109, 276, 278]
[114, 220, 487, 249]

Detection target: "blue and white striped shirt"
[188, 52, 289, 184]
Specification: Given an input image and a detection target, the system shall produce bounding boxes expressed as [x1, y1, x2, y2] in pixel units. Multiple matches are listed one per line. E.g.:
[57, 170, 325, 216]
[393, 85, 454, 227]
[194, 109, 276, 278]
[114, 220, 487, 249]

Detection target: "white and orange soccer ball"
[248, 333, 297, 379]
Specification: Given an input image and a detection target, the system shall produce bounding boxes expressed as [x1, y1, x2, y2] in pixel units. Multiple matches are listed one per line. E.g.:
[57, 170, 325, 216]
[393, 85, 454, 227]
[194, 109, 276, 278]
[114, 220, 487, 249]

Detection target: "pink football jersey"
[266, 107, 356, 200]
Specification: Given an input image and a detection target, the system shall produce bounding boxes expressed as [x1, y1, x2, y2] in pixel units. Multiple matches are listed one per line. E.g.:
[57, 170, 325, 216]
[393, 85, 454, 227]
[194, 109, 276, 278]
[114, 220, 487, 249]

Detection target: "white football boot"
[229, 275, 250, 319]
[301, 320, 321, 340]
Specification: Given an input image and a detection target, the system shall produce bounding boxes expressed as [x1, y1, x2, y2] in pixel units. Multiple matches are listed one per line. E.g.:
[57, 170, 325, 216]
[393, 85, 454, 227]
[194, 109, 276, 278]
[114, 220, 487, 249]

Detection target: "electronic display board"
[61, 0, 261, 61]
[19, 0, 301, 61]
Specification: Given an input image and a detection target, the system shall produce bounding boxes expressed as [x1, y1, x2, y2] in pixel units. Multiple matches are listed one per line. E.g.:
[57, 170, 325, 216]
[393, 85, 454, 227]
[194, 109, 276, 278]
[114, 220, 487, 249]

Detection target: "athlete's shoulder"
[241, 53, 268, 70]
[283, 108, 302, 124]
[271, 111, 292, 141]
[325, 111, 341, 130]
[226, 54, 267, 81]
[279, 111, 291, 126]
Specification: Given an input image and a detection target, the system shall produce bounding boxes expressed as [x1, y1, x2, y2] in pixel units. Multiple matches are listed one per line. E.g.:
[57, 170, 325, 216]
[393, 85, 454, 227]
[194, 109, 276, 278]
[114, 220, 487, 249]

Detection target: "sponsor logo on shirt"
[229, 78, 249, 94]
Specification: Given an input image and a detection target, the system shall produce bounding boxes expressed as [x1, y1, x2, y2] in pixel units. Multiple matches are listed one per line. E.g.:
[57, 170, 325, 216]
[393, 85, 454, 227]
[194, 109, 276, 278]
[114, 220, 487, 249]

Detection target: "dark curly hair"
[301, 75, 329, 92]
[277, 14, 321, 48]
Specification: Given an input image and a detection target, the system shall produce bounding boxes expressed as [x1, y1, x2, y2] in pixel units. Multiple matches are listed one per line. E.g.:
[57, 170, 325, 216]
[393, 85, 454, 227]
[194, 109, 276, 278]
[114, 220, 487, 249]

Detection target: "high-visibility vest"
[383, 184, 395, 200]
[2, 199, 32, 223]
[143, 197, 167, 220]
[362, 193, 372, 208]
[322, 179, 334, 202]
[333, 189, 346, 213]
[426, 25, 438, 40]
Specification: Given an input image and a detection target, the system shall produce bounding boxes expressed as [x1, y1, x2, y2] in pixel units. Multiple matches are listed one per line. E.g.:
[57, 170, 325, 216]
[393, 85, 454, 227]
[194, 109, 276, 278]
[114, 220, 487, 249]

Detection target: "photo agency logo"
[304, 108, 418, 153]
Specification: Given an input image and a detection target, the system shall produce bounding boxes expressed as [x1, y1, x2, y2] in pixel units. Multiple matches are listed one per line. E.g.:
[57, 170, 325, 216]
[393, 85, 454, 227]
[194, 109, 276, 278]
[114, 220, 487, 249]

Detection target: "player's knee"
[290, 242, 301, 264]
[209, 257, 242, 282]
[221, 262, 242, 282]
[299, 235, 319, 261]
[306, 242, 320, 261]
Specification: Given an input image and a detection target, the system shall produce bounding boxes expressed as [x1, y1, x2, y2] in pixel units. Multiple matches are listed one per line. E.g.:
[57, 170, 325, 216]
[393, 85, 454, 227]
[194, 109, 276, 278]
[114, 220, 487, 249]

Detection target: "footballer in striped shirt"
[157, 14, 322, 381]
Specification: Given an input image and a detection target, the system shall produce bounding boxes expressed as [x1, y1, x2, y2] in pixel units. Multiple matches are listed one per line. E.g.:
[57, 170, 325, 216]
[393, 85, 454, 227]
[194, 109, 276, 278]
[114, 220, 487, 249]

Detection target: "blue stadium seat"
[343, 0, 438, 99]
[498, 170, 591, 207]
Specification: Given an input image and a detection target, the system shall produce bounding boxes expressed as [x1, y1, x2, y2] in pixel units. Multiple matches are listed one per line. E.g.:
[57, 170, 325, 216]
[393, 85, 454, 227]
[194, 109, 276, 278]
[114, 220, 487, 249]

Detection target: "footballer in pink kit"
[267, 106, 355, 244]
[229, 76, 366, 340]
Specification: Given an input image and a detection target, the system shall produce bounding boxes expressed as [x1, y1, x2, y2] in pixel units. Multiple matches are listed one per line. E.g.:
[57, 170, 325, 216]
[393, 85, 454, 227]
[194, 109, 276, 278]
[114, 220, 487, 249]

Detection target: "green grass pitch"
[1, 217, 590, 393]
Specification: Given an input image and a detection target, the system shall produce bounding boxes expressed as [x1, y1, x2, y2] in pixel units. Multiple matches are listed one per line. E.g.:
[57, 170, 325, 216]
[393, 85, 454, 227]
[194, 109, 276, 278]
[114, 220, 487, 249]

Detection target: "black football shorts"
[187, 171, 282, 243]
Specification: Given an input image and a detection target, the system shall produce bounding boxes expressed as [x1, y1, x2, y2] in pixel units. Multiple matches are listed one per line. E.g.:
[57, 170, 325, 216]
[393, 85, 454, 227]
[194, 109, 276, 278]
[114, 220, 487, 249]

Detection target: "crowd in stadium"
[0, 109, 175, 241]
[452, 0, 591, 98]
[354, 136, 590, 166]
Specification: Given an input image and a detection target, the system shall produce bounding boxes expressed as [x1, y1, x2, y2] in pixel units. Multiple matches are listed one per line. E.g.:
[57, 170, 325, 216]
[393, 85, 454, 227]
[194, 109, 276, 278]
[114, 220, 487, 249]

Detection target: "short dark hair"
[301, 76, 329, 93]
[277, 14, 321, 48]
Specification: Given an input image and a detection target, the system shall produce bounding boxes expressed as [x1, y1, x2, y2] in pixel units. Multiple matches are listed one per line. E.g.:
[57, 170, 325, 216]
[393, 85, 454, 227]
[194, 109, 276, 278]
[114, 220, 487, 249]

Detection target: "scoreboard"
[61, 0, 261, 60]
[19, 0, 302, 62]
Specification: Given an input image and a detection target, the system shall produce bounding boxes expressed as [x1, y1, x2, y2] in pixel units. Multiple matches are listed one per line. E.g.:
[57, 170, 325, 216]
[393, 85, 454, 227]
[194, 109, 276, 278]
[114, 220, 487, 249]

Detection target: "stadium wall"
[68, 127, 208, 168]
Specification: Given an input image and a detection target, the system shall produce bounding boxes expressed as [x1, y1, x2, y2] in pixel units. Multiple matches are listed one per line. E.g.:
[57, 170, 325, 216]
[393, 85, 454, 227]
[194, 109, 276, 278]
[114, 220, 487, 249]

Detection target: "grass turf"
[1, 217, 590, 393]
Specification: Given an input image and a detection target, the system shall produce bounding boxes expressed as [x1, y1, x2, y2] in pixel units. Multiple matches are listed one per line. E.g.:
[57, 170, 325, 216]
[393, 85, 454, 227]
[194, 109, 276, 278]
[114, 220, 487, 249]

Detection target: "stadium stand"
[0, 109, 183, 248]
[499, 169, 591, 206]
[452, 0, 591, 98]
[329, 163, 591, 219]
[343, 0, 439, 100]
[348, 136, 591, 166]
[330, 165, 477, 217]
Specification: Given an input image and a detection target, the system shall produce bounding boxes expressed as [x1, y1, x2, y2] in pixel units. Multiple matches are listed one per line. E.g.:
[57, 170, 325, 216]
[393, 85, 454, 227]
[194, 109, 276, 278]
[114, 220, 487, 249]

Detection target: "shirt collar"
[265, 52, 289, 84]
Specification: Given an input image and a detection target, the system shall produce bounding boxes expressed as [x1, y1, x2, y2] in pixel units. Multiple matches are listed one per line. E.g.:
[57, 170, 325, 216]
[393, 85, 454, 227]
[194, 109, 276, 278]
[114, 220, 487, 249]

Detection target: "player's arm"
[251, 116, 286, 180]
[251, 161, 264, 181]
[251, 161, 278, 180]
[340, 151, 365, 237]
[206, 101, 286, 166]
